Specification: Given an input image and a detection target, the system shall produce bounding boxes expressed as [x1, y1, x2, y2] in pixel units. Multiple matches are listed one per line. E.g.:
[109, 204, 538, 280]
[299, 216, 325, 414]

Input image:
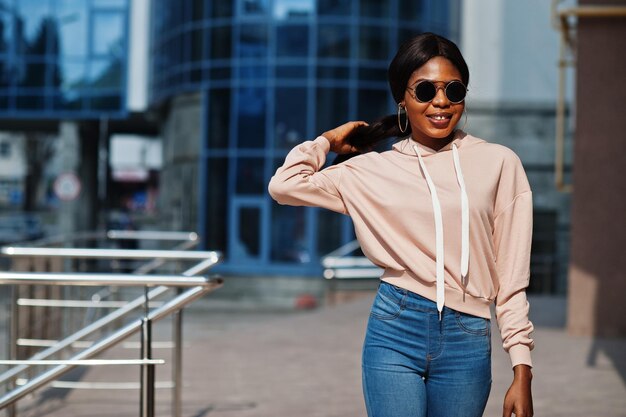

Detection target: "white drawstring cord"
[413, 145, 445, 321]
[413, 142, 470, 321]
[452, 144, 470, 282]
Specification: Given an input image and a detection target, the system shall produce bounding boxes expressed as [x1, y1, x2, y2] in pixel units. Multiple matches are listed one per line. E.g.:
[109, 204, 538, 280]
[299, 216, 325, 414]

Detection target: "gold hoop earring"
[398, 104, 408, 133]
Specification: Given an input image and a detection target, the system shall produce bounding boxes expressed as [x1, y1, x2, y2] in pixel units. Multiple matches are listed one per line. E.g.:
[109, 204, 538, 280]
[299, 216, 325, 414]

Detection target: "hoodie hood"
[392, 129, 485, 156]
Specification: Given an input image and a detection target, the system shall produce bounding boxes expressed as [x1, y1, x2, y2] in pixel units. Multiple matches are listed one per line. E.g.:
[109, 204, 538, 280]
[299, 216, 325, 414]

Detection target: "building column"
[567, 2, 626, 337]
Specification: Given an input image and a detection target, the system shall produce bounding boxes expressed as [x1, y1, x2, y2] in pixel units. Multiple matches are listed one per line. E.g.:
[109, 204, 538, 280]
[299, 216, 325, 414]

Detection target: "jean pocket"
[454, 311, 490, 336]
[370, 292, 402, 320]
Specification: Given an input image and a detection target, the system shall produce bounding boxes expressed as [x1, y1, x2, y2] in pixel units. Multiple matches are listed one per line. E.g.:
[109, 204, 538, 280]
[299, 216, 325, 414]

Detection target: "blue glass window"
[235, 158, 265, 194]
[237, 87, 266, 149]
[57, 1, 88, 57]
[357, 89, 390, 122]
[274, 87, 307, 149]
[17, 0, 52, 44]
[276, 25, 308, 57]
[318, 0, 351, 15]
[316, 88, 349, 133]
[271, 203, 309, 263]
[210, 25, 232, 59]
[359, 25, 389, 60]
[239, 24, 268, 58]
[318, 25, 350, 58]
[207, 88, 231, 149]
[92, 12, 125, 57]
[398, 0, 425, 21]
[239, 0, 269, 16]
[360, 0, 390, 18]
[273, 0, 314, 20]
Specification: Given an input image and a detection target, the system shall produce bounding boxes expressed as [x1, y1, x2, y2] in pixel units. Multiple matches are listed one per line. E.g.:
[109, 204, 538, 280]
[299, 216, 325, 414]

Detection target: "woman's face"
[401, 56, 465, 146]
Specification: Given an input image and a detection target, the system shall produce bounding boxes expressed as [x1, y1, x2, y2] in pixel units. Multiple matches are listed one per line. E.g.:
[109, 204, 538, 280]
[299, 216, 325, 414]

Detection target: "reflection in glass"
[274, 87, 306, 149]
[276, 65, 307, 79]
[90, 94, 121, 111]
[360, 0, 390, 18]
[191, 0, 205, 21]
[236, 158, 265, 194]
[271, 203, 309, 263]
[57, 1, 87, 57]
[190, 28, 204, 62]
[211, 0, 233, 17]
[211, 26, 232, 59]
[273, 0, 314, 20]
[318, 25, 350, 58]
[318, 0, 351, 15]
[240, 0, 268, 15]
[316, 66, 350, 80]
[316, 88, 349, 133]
[237, 87, 266, 149]
[398, 0, 424, 21]
[205, 157, 229, 250]
[276, 25, 308, 57]
[17, 0, 51, 43]
[238, 207, 260, 256]
[357, 89, 390, 123]
[239, 24, 268, 58]
[93, 12, 124, 57]
[358, 67, 387, 82]
[207, 88, 231, 149]
[317, 209, 343, 256]
[359, 26, 389, 60]
[89, 59, 123, 89]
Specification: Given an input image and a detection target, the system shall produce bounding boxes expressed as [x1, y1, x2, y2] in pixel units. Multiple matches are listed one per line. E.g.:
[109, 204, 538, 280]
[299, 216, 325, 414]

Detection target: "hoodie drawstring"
[413, 143, 470, 321]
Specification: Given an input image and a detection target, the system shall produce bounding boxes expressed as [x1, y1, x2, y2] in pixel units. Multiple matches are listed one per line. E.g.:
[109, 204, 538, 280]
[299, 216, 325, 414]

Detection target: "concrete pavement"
[12, 292, 626, 417]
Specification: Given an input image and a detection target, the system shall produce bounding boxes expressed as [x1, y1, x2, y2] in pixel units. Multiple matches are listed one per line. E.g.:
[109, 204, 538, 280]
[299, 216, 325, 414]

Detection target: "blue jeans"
[362, 282, 492, 417]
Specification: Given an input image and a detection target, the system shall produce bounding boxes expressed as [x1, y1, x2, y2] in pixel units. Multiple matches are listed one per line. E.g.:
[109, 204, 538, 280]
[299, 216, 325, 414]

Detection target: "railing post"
[172, 298, 183, 417]
[6, 285, 18, 417]
[139, 317, 155, 417]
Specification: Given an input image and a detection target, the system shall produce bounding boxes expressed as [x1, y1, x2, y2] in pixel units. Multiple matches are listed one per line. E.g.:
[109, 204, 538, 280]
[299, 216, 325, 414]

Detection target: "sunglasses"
[408, 80, 467, 104]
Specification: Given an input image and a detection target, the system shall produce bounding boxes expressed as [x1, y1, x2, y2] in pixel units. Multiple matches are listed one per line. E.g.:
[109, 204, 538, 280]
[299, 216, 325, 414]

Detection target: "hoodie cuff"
[509, 344, 533, 369]
[315, 136, 331, 153]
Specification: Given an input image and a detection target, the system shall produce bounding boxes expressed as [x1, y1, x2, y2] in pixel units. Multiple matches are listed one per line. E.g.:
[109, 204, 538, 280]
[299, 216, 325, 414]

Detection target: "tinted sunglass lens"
[414, 82, 437, 102]
[446, 81, 467, 103]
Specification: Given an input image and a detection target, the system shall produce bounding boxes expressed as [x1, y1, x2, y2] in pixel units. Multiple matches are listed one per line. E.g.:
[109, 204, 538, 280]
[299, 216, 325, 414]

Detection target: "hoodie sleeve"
[492, 152, 535, 369]
[268, 136, 347, 214]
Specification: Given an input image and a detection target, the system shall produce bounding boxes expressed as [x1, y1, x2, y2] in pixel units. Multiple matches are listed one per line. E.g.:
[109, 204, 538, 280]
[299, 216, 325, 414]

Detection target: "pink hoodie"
[268, 130, 535, 368]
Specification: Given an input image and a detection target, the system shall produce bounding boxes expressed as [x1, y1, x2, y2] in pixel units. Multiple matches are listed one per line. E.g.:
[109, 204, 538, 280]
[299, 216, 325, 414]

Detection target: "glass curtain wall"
[0, 0, 129, 118]
[150, 0, 458, 275]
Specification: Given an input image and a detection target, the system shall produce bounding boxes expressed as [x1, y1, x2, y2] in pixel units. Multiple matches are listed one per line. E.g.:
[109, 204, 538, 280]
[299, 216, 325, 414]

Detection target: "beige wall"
[567, 0, 626, 336]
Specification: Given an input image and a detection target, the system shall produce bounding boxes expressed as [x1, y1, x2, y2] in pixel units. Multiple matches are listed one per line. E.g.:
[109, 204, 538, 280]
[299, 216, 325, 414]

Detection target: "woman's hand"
[322, 121, 368, 154]
[503, 364, 533, 417]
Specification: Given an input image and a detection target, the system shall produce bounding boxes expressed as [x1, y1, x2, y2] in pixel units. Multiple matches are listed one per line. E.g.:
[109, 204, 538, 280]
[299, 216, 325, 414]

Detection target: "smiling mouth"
[427, 114, 452, 121]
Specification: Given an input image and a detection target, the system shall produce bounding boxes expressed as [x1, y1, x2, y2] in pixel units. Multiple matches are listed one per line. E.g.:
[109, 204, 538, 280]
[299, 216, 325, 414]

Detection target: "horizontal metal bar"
[0, 273, 218, 287]
[322, 257, 377, 268]
[17, 339, 175, 350]
[323, 240, 362, 258]
[1, 247, 220, 261]
[0, 258, 220, 386]
[324, 268, 382, 279]
[0, 360, 165, 366]
[17, 299, 163, 308]
[0, 281, 222, 408]
[107, 230, 198, 241]
[15, 379, 175, 390]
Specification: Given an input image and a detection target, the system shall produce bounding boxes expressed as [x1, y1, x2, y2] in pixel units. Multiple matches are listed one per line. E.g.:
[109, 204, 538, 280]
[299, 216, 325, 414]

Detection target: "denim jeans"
[362, 281, 492, 417]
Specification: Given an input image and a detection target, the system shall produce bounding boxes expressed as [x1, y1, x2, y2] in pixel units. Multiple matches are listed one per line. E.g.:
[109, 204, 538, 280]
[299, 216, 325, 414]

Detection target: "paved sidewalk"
[13, 293, 626, 417]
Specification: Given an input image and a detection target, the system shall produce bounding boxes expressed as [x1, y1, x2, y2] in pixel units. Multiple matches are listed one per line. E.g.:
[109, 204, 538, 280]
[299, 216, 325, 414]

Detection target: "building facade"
[150, 0, 460, 275]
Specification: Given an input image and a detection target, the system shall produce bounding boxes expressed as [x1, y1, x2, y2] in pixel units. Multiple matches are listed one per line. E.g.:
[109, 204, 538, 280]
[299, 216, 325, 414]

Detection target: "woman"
[268, 32, 534, 417]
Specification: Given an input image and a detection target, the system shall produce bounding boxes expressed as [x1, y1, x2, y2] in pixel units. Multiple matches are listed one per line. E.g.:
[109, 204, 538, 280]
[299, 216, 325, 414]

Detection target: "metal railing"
[0, 231, 222, 417]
